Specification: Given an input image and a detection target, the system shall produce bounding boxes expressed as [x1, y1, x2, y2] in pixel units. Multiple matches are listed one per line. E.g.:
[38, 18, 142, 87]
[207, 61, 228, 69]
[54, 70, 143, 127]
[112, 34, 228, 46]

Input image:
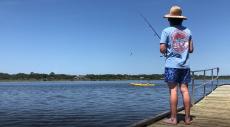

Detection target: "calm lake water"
[0, 80, 228, 127]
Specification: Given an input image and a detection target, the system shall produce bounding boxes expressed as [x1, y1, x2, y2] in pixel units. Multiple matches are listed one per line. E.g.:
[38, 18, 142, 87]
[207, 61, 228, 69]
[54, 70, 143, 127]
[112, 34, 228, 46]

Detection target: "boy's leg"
[180, 83, 191, 124]
[163, 68, 178, 124]
[169, 83, 178, 121]
[164, 83, 178, 124]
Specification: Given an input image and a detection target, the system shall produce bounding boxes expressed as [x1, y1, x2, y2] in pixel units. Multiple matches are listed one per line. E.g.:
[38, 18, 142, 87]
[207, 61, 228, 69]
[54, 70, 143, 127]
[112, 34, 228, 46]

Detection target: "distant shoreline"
[0, 72, 230, 82]
[0, 79, 163, 83]
[0, 73, 164, 81]
[0, 78, 230, 83]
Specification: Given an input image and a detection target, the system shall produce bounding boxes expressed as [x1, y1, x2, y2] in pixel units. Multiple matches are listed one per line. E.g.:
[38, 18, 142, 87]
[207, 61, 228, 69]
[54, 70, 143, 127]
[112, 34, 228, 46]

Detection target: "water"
[0, 80, 228, 127]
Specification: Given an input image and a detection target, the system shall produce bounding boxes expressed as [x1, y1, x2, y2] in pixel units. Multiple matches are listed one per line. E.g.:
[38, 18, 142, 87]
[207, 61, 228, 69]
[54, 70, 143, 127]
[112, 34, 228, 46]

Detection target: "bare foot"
[163, 118, 177, 125]
[185, 116, 191, 125]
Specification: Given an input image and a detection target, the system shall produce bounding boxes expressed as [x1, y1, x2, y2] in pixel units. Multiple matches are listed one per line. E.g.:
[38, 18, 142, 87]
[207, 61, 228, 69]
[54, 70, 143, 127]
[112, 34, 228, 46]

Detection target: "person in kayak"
[160, 5, 194, 125]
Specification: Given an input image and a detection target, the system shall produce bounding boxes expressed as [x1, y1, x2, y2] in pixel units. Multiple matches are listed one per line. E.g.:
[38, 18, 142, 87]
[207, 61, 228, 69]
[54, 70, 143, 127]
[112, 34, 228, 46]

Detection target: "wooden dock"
[147, 85, 230, 127]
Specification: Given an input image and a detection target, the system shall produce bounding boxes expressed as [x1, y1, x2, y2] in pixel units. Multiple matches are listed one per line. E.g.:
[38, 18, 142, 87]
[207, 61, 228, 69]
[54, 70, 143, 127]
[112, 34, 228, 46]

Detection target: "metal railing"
[191, 67, 219, 105]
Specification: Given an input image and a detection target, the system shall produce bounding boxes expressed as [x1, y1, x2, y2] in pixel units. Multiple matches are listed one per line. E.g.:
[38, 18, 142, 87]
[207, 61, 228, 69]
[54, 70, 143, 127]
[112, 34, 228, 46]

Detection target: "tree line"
[0, 72, 229, 81]
[0, 72, 163, 81]
[0, 72, 75, 81]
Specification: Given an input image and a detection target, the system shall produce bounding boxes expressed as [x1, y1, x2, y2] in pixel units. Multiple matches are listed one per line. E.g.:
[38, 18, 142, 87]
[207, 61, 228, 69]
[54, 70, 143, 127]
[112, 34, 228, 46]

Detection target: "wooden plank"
[147, 85, 230, 127]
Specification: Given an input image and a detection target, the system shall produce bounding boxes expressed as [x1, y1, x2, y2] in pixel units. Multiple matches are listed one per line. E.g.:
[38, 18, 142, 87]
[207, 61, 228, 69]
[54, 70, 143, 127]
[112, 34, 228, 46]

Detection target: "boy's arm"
[160, 43, 167, 54]
[160, 29, 167, 56]
[189, 40, 194, 53]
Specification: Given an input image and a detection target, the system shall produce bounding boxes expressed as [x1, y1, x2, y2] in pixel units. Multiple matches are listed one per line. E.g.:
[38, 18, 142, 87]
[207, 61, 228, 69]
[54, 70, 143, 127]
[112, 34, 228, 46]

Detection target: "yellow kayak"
[129, 83, 155, 86]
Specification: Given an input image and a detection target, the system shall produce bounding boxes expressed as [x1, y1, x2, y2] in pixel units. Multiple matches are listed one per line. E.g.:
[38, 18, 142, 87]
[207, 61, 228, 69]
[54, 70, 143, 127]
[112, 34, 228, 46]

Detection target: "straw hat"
[164, 5, 187, 20]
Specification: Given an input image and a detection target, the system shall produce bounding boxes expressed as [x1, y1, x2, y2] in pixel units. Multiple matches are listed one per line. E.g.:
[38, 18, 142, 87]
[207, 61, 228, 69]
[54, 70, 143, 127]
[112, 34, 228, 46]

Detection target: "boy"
[160, 5, 193, 125]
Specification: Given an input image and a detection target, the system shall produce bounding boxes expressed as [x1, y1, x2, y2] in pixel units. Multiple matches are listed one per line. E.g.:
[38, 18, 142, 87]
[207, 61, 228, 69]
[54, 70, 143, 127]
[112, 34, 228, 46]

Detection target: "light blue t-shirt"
[160, 26, 192, 69]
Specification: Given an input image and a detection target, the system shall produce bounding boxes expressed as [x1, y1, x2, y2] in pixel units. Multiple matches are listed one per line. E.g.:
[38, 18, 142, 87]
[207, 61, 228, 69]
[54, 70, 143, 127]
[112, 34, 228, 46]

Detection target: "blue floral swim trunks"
[164, 67, 191, 84]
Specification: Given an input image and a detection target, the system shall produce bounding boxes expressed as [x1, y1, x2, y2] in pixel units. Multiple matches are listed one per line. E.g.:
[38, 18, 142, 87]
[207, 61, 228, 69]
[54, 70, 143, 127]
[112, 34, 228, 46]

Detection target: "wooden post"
[203, 70, 206, 97]
[211, 69, 214, 92]
[192, 71, 195, 105]
[217, 67, 219, 88]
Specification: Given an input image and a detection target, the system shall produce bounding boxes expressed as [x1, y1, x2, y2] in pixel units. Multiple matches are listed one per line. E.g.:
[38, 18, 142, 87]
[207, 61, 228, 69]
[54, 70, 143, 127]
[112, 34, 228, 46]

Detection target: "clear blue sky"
[0, 0, 229, 75]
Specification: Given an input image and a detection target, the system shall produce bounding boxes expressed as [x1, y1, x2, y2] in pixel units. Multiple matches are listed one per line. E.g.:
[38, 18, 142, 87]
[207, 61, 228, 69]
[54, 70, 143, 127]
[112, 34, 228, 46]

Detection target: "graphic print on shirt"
[171, 30, 189, 54]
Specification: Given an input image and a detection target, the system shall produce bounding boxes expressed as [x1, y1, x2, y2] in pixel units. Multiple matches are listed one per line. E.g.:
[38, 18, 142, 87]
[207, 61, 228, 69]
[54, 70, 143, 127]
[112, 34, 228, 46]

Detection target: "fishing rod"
[139, 13, 167, 57]
[139, 13, 161, 40]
